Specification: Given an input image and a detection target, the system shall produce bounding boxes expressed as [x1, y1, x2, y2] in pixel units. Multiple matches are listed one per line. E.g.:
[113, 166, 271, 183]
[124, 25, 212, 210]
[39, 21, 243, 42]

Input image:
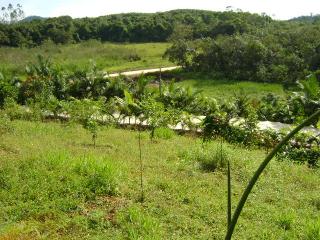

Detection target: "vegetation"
[0, 5, 319, 239]
[175, 71, 286, 100]
[0, 121, 319, 239]
[0, 9, 270, 47]
[165, 27, 320, 84]
[0, 41, 171, 75]
[0, 55, 318, 166]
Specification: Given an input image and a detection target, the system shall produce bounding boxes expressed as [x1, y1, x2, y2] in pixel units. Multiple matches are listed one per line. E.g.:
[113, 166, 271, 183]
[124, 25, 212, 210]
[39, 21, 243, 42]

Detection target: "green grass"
[0, 41, 171, 76]
[0, 120, 319, 239]
[175, 72, 286, 100]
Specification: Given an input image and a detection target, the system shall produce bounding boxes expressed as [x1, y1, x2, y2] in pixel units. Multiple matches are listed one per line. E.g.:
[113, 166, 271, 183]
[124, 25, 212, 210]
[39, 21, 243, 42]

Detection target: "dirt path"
[105, 66, 180, 78]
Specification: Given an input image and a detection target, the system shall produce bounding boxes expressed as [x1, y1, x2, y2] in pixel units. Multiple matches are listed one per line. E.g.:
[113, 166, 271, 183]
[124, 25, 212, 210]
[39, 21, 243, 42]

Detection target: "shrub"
[3, 97, 30, 121]
[0, 111, 13, 135]
[153, 127, 175, 140]
[277, 132, 320, 167]
[0, 72, 19, 107]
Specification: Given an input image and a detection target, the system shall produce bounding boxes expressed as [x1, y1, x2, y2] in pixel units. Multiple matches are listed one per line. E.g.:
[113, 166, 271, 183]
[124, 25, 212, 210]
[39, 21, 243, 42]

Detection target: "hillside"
[20, 15, 45, 22]
[0, 9, 270, 46]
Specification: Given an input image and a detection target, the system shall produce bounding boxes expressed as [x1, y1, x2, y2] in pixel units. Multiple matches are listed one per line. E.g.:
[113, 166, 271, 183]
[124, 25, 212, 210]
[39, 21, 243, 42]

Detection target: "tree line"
[164, 14, 320, 84]
[1, 8, 320, 84]
[0, 9, 270, 46]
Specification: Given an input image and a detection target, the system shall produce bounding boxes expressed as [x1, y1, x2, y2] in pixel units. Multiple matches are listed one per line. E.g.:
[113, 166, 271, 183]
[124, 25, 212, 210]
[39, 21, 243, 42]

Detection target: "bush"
[153, 127, 175, 140]
[277, 132, 320, 167]
[0, 112, 13, 135]
[3, 98, 29, 121]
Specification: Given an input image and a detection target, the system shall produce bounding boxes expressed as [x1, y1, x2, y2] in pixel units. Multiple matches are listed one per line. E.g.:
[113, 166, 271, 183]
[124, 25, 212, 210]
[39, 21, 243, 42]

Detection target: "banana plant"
[296, 74, 320, 127]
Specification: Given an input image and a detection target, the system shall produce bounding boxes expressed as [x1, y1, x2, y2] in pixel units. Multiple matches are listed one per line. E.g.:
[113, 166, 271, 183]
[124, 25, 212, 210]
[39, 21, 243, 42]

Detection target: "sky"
[2, 0, 320, 20]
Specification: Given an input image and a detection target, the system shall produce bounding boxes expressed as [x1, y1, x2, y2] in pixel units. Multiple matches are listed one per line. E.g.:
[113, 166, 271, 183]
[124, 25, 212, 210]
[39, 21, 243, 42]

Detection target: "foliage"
[165, 21, 320, 84]
[140, 97, 180, 140]
[0, 72, 19, 107]
[2, 97, 34, 121]
[153, 127, 175, 140]
[19, 55, 63, 104]
[0, 3, 24, 24]
[0, 9, 270, 47]
[258, 93, 294, 123]
[66, 98, 105, 147]
[0, 111, 13, 135]
[257, 74, 320, 125]
[277, 132, 320, 167]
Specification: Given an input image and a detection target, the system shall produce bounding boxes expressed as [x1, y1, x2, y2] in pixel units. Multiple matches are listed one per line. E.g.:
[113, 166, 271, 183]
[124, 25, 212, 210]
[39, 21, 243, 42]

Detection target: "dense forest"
[1, 9, 320, 84]
[0, 9, 271, 46]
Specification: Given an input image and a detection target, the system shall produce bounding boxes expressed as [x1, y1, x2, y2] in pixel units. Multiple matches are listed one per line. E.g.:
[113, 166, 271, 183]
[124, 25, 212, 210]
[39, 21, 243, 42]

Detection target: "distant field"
[1, 41, 287, 100]
[175, 72, 286, 99]
[0, 121, 318, 239]
[0, 41, 171, 75]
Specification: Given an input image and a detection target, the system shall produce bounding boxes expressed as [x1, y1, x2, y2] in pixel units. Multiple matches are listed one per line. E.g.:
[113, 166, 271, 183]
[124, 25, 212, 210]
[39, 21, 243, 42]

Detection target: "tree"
[140, 97, 180, 141]
[0, 3, 24, 24]
[66, 98, 105, 147]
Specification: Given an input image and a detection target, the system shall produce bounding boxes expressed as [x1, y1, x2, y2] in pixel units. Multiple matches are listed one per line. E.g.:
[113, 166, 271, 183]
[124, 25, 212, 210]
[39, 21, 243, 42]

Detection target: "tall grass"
[0, 152, 119, 223]
[0, 41, 171, 76]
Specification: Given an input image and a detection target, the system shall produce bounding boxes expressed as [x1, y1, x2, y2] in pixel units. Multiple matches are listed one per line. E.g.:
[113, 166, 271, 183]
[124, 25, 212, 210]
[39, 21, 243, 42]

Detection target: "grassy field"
[0, 41, 171, 76]
[0, 120, 319, 239]
[1, 41, 288, 100]
[175, 72, 286, 100]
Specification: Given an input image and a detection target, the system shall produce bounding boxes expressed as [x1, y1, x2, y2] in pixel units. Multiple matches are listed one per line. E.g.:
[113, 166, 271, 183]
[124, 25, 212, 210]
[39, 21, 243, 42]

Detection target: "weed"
[153, 127, 175, 140]
[277, 212, 295, 230]
[181, 143, 230, 172]
[305, 218, 320, 240]
[120, 206, 162, 240]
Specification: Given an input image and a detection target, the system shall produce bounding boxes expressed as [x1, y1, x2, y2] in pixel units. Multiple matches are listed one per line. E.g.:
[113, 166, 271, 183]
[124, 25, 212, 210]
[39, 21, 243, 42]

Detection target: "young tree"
[65, 98, 105, 147]
[140, 97, 180, 141]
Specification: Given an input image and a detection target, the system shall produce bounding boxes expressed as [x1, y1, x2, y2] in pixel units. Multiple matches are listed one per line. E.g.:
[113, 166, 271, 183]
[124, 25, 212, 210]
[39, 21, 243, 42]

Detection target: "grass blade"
[225, 109, 320, 240]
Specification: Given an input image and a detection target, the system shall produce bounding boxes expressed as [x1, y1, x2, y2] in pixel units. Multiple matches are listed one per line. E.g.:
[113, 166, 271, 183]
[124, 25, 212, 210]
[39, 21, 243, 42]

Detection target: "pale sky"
[2, 0, 320, 20]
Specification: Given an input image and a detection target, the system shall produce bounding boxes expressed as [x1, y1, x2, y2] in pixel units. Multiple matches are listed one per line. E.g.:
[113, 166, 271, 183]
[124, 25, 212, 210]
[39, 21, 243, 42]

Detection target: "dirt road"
[105, 66, 180, 78]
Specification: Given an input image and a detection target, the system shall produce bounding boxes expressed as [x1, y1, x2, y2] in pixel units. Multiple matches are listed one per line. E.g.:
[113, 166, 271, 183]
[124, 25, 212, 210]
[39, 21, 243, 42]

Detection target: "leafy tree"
[66, 98, 105, 147]
[0, 3, 24, 24]
[140, 97, 180, 141]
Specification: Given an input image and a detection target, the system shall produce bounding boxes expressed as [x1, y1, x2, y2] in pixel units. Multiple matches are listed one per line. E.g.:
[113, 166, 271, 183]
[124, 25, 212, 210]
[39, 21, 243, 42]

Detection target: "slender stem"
[225, 109, 320, 240]
[227, 160, 232, 229]
[138, 124, 144, 202]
